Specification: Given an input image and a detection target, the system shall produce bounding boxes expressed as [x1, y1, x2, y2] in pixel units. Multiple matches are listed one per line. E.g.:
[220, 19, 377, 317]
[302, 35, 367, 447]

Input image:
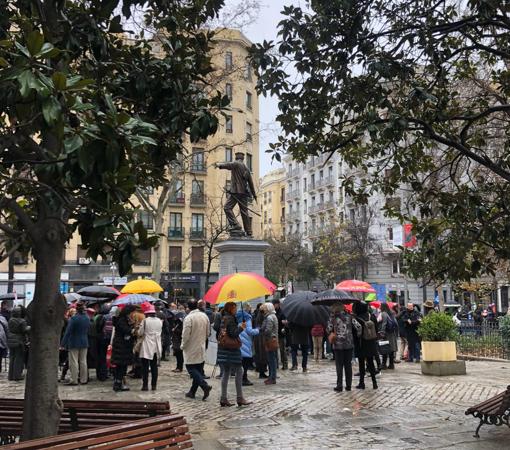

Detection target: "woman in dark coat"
[171, 315, 184, 372]
[380, 303, 398, 370]
[252, 303, 268, 378]
[111, 304, 136, 392]
[353, 301, 378, 390]
[7, 307, 30, 381]
[216, 302, 250, 407]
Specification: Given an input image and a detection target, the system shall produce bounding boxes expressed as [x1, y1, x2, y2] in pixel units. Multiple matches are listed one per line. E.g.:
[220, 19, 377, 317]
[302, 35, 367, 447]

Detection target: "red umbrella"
[367, 301, 398, 310]
[336, 279, 376, 293]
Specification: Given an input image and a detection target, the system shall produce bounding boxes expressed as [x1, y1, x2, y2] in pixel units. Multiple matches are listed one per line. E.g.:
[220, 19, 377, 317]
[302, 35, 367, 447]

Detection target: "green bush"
[418, 312, 458, 341]
[499, 315, 510, 350]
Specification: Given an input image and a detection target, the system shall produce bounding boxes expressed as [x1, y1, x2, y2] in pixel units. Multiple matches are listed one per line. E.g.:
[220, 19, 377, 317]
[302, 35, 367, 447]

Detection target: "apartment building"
[259, 168, 286, 239]
[0, 29, 260, 302]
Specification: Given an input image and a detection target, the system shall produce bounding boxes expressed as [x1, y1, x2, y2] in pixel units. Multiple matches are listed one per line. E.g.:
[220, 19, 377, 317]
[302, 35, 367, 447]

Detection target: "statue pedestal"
[214, 239, 270, 278]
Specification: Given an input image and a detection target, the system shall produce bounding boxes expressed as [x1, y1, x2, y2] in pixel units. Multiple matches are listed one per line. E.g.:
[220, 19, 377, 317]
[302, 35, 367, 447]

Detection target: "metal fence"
[456, 320, 510, 360]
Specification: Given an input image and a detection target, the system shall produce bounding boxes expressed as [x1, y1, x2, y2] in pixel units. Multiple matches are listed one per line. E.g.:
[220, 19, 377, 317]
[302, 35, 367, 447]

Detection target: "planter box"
[421, 341, 457, 362]
[421, 360, 466, 376]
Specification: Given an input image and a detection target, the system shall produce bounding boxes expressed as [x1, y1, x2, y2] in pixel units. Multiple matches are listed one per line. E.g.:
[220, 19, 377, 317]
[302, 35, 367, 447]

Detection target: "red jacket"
[311, 324, 325, 337]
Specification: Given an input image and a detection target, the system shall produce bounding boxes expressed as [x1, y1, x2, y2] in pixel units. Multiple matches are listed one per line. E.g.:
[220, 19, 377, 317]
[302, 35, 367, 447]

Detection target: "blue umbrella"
[111, 293, 157, 306]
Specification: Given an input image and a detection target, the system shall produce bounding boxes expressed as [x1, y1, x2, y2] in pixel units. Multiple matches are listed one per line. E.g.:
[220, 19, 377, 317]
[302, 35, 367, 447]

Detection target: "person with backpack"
[95, 304, 113, 381]
[353, 301, 378, 390]
[379, 303, 398, 370]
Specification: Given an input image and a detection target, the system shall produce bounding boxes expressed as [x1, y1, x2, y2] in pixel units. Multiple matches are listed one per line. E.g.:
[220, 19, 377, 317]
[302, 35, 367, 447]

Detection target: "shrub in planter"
[418, 312, 459, 341]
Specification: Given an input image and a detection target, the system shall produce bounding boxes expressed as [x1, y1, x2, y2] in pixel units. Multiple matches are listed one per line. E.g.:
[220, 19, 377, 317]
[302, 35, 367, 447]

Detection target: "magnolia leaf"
[26, 30, 44, 56]
[42, 97, 62, 125]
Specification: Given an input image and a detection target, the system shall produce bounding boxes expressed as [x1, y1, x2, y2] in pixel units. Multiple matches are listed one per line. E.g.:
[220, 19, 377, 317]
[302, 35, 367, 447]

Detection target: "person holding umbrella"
[327, 303, 357, 392]
[353, 301, 379, 390]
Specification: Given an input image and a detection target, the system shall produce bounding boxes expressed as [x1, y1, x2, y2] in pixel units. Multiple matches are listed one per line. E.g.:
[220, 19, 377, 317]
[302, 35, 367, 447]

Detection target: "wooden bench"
[2, 414, 192, 449]
[465, 385, 510, 437]
[0, 399, 170, 444]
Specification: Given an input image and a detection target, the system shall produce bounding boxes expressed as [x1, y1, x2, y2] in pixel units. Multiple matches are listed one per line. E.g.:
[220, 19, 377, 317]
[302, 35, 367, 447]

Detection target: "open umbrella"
[112, 293, 157, 306]
[204, 272, 275, 304]
[311, 289, 358, 306]
[77, 285, 120, 299]
[121, 279, 163, 294]
[336, 279, 376, 293]
[367, 301, 398, 310]
[281, 291, 329, 327]
[64, 293, 82, 304]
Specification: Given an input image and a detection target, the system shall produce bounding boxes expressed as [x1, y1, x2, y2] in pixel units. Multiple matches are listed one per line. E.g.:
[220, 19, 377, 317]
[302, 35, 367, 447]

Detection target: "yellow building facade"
[259, 168, 286, 239]
[0, 29, 260, 301]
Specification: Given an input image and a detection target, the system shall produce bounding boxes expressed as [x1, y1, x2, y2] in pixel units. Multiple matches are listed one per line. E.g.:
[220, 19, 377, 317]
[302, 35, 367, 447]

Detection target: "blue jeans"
[291, 344, 309, 369]
[267, 350, 278, 381]
[186, 362, 207, 395]
[407, 339, 421, 362]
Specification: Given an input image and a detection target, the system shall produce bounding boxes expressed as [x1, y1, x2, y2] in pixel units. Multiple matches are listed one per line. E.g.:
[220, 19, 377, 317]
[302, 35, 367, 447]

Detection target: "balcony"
[190, 163, 207, 173]
[190, 228, 206, 240]
[316, 175, 334, 189]
[285, 210, 301, 222]
[285, 189, 300, 201]
[306, 154, 328, 169]
[309, 201, 336, 214]
[190, 193, 206, 207]
[168, 227, 185, 240]
[288, 167, 301, 178]
[169, 193, 185, 206]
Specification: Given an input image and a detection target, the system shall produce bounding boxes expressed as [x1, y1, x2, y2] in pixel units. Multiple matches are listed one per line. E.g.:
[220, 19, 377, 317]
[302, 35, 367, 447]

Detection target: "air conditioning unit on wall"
[78, 258, 91, 265]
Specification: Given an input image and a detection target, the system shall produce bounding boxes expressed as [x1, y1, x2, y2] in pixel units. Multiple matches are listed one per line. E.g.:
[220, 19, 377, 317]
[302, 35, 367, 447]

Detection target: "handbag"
[328, 331, 336, 345]
[377, 339, 392, 355]
[264, 336, 279, 352]
[218, 317, 241, 350]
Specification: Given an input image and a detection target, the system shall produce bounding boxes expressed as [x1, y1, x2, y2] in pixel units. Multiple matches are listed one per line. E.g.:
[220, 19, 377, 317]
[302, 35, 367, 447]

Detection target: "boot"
[371, 374, 378, 390]
[113, 380, 122, 392]
[242, 379, 253, 386]
[141, 384, 148, 391]
[388, 363, 395, 370]
[356, 377, 365, 390]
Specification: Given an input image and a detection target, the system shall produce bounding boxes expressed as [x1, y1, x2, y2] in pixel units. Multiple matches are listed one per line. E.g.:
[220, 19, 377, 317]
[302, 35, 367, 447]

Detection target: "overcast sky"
[237, 0, 295, 176]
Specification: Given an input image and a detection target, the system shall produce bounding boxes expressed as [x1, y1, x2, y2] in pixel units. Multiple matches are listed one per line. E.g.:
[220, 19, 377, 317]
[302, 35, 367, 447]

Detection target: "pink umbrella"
[336, 279, 376, 293]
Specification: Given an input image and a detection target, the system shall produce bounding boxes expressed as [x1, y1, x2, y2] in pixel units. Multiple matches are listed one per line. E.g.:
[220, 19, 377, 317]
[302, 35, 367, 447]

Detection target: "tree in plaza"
[295, 247, 317, 290]
[264, 235, 303, 286]
[313, 224, 352, 288]
[0, 0, 225, 439]
[252, 1, 510, 284]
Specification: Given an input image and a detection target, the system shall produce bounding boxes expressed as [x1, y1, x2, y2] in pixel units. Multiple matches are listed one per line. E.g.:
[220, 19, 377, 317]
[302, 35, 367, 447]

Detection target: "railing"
[285, 210, 301, 222]
[306, 154, 328, 169]
[190, 193, 206, 206]
[315, 175, 334, 189]
[456, 320, 510, 360]
[309, 202, 334, 214]
[190, 229, 206, 239]
[285, 189, 300, 201]
[169, 194, 185, 205]
[190, 163, 207, 173]
[288, 167, 301, 178]
[168, 227, 185, 239]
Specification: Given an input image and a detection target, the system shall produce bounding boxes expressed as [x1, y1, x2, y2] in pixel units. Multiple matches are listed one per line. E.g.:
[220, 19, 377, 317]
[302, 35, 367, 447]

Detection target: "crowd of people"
[0, 295, 435, 404]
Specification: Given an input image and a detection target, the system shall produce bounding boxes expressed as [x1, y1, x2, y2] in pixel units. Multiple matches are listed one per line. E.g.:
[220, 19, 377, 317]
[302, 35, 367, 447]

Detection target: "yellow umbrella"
[121, 279, 163, 294]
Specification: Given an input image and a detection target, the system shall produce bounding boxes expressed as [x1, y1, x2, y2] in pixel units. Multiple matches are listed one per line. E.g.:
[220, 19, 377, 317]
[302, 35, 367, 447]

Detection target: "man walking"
[272, 299, 288, 370]
[181, 300, 212, 400]
[61, 302, 90, 385]
[401, 303, 422, 363]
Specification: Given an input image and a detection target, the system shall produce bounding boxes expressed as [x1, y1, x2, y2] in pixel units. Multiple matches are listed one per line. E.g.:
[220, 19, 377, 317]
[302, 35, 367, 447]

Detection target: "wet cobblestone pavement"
[1, 358, 509, 449]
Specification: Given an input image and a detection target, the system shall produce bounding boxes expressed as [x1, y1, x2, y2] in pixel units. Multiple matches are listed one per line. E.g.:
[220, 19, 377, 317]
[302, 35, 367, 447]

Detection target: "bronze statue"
[215, 152, 257, 237]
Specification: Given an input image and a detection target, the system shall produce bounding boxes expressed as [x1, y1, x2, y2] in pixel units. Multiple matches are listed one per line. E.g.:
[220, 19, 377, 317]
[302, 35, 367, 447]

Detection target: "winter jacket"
[217, 312, 242, 365]
[111, 315, 134, 366]
[0, 315, 8, 350]
[311, 324, 325, 337]
[400, 309, 422, 341]
[327, 312, 354, 350]
[7, 315, 29, 349]
[181, 309, 210, 365]
[289, 322, 310, 346]
[275, 307, 288, 338]
[61, 312, 90, 349]
[171, 317, 183, 349]
[138, 316, 163, 360]
[236, 311, 259, 358]
[380, 311, 398, 352]
[260, 312, 278, 340]
[353, 312, 379, 358]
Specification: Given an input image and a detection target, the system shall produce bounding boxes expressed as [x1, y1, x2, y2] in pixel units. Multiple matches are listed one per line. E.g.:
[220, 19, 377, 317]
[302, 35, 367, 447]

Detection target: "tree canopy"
[252, 0, 510, 284]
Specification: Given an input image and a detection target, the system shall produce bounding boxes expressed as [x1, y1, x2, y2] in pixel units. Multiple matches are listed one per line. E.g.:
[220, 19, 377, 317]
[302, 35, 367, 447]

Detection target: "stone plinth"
[215, 239, 270, 278]
[421, 360, 466, 376]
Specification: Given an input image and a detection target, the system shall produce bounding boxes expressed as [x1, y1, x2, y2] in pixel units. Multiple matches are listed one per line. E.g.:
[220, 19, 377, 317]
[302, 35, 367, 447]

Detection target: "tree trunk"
[7, 253, 14, 293]
[22, 221, 66, 440]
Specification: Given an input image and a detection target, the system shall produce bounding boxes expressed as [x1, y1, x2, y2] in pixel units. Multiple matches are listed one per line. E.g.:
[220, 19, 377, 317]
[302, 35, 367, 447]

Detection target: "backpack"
[359, 316, 377, 340]
[385, 315, 398, 333]
[102, 314, 113, 339]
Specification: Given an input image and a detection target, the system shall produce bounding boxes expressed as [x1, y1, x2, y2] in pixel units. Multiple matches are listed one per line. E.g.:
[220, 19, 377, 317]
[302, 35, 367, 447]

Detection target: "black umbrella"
[312, 289, 359, 306]
[281, 291, 330, 327]
[77, 285, 119, 299]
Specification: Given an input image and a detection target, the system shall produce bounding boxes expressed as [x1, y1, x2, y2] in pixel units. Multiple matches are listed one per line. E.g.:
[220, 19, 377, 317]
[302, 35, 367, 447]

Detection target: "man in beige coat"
[181, 299, 212, 400]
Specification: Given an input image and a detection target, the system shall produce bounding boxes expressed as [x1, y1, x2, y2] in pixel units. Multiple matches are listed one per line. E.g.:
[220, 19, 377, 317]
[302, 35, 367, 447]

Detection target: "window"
[304, 199, 307, 213]
[244, 64, 252, 81]
[329, 191, 334, 202]
[320, 193, 324, 204]
[170, 180, 184, 203]
[385, 197, 401, 212]
[388, 227, 394, 241]
[280, 188, 285, 201]
[246, 153, 253, 172]
[392, 258, 400, 274]
[311, 173, 315, 188]
[136, 249, 151, 266]
[319, 169, 324, 180]
[246, 91, 252, 110]
[349, 208, 355, 221]
[191, 246, 204, 272]
[169, 246, 182, 272]
[191, 180, 205, 204]
[226, 115, 233, 133]
[191, 148, 205, 171]
[246, 122, 252, 141]
[281, 207, 285, 222]
[225, 83, 233, 100]
[264, 211, 267, 224]
[311, 196, 316, 207]
[139, 211, 153, 230]
[268, 217, 272, 224]
[225, 146, 233, 162]
[303, 178, 307, 190]
[225, 51, 233, 70]
[268, 191, 272, 202]
[191, 213, 204, 238]
[169, 213, 183, 238]
[328, 166, 333, 178]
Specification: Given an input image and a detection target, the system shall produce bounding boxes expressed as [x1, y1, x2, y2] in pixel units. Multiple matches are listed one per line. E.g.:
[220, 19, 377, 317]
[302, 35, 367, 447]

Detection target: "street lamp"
[109, 262, 117, 287]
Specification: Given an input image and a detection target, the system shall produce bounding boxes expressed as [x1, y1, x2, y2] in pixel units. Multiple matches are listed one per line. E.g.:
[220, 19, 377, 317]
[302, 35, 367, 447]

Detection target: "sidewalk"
[1, 358, 509, 449]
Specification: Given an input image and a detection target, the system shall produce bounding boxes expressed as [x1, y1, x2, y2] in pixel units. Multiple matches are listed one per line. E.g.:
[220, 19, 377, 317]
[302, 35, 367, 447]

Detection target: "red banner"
[403, 224, 416, 248]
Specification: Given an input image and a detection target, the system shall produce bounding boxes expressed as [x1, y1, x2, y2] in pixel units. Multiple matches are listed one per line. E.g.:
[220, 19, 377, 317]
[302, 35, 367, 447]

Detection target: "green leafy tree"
[252, 1, 510, 284]
[264, 235, 303, 286]
[0, 0, 224, 439]
[417, 312, 458, 342]
[295, 248, 317, 289]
